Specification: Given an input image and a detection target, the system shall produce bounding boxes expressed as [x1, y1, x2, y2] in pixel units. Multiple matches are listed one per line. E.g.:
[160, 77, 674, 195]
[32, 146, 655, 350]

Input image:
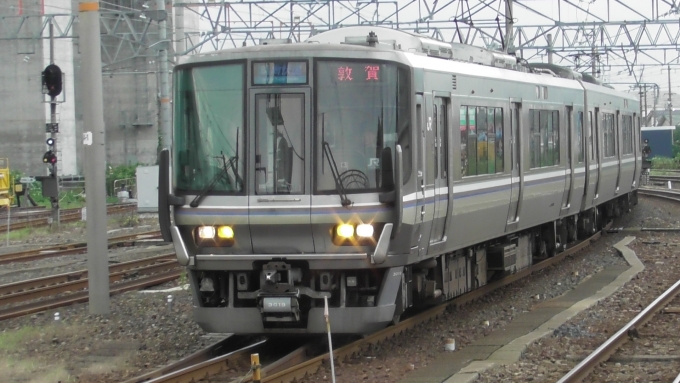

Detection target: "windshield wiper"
[190, 152, 237, 208]
[323, 141, 352, 207]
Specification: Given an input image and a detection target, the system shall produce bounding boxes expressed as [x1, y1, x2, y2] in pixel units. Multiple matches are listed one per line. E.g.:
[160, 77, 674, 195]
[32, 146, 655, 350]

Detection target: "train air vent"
[452, 75, 457, 90]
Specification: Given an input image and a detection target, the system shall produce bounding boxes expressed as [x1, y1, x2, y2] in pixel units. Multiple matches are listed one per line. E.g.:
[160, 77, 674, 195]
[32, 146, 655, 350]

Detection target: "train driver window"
[174, 64, 245, 194]
[315, 61, 409, 193]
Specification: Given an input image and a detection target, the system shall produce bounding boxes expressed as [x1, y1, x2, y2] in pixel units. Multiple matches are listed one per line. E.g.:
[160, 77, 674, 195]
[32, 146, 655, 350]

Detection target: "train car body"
[158, 26, 641, 334]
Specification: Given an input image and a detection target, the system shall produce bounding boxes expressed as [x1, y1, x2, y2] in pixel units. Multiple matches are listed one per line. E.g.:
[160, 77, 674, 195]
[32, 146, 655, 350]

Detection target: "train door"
[614, 111, 622, 194]
[561, 106, 574, 213]
[593, 108, 601, 201]
[429, 96, 449, 244]
[414, 93, 436, 257]
[506, 101, 522, 229]
[632, 113, 640, 186]
[583, 109, 600, 207]
[248, 89, 314, 253]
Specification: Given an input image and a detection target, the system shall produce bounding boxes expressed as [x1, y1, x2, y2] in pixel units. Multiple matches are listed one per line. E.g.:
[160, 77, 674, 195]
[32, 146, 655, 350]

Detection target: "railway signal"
[41, 64, 62, 97]
[43, 138, 57, 170]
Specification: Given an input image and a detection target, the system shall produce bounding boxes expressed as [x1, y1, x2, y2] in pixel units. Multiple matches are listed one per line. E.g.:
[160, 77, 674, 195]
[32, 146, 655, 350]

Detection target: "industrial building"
[0, 0, 197, 176]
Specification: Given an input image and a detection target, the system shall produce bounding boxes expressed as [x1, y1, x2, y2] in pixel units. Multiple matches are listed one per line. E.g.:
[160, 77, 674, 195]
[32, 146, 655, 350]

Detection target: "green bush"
[106, 164, 138, 196]
[651, 156, 679, 170]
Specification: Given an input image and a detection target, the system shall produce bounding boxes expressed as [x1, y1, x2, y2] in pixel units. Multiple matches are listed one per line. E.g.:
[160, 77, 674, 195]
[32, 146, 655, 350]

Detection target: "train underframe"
[190, 192, 637, 334]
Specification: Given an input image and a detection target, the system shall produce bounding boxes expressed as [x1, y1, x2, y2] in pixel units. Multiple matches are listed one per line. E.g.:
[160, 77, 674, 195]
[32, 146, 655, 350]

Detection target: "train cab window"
[173, 64, 245, 194]
[576, 111, 584, 163]
[315, 61, 410, 193]
[529, 109, 560, 168]
[460, 105, 503, 176]
[255, 94, 305, 194]
[622, 115, 634, 155]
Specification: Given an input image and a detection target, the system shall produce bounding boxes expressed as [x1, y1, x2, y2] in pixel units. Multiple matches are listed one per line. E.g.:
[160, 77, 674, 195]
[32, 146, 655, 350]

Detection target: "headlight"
[217, 226, 234, 239]
[336, 224, 354, 238]
[197, 226, 216, 239]
[356, 224, 374, 238]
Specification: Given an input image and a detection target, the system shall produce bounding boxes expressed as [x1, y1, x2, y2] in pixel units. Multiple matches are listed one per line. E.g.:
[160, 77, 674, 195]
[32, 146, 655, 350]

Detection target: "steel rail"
[0, 253, 176, 306]
[0, 203, 137, 232]
[0, 269, 181, 321]
[127, 338, 315, 383]
[639, 188, 680, 203]
[649, 175, 680, 183]
[557, 278, 680, 383]
[121, 337, 240, 383]
[0, 230, 162, 264]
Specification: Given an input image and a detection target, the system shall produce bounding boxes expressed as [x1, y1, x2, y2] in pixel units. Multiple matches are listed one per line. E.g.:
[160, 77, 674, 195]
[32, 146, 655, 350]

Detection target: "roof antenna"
[367, 31, 378, 47]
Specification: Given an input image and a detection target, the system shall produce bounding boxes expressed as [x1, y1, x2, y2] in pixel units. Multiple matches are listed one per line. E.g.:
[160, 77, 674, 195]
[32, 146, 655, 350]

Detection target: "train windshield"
[316, 61, 410, 193]
[173, 64, 245, 194]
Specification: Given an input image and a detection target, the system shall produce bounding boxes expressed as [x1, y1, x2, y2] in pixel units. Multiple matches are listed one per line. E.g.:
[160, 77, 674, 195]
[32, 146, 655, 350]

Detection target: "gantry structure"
[2, 0, 680, 104]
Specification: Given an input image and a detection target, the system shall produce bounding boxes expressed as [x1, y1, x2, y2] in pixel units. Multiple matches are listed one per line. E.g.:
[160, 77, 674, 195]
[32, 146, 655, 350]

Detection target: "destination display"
[253, 61, 307, 85]
[334, 63, 384, 83]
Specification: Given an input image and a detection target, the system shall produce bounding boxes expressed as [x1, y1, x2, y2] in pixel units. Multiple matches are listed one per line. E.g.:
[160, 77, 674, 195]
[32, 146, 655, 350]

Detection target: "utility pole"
[668, 64, 673, 126]
[173, 0, 185, 54]
[505, 0, 514, 54]
[79, 0, 110, 314]
[157, 0, 172, 152]
[48, 21, 60, 226]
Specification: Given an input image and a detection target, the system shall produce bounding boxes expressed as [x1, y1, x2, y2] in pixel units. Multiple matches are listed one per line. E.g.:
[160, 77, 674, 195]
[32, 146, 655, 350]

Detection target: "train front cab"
[159, 51, 420, 334]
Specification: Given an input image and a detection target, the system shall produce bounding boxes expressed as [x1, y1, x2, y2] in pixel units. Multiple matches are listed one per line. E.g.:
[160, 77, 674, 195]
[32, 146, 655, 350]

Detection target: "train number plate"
[262, 297, 292, 313]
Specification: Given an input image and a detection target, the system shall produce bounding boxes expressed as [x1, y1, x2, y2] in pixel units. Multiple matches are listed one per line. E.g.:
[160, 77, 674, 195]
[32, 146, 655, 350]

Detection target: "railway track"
[0, 203, 137, 232]
[0, 253, 179, 321]
[124, 222, 612, 383]
[0, 230, 162, 264]
[557, 274, 680, 382]
[649, 174, 680, 185]
[638, 187, 680, 203]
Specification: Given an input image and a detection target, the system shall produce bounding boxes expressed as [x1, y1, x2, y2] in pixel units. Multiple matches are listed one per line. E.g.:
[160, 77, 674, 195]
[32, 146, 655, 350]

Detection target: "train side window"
[540, 111, 550, 166]
[589, 111, 594, 160]
[476, 107, 488, 175]
[440, 99, 449, 179]
[487, 107, 495, 174]
[602, 113, 616, 158]
[530, 109, 559, 168]
[622, 115, 633, 155]
[576, 111, 584, 163]
[460, 106, 468, 176]
[552, 110, 560, 165]
[433, 104, 438, 178]
[467, 107, 478, 176]
[495, 107, 504, 172]
[529, 110, 539, 168]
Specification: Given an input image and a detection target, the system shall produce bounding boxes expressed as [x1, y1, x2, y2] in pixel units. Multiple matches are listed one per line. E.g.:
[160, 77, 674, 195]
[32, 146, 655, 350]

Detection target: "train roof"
[176, 26, 637, 101]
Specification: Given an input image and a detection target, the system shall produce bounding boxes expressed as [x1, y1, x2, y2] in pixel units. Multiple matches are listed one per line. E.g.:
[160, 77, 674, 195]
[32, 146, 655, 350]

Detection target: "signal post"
[41, 20, 62, 225]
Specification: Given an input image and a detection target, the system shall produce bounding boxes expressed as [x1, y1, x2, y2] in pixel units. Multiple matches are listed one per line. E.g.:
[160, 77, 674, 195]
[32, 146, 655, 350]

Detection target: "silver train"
[158, 26, 641, 334]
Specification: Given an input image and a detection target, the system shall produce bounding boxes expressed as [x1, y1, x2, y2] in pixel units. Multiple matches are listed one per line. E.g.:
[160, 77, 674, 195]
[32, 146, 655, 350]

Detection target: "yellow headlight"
[217, 226, 234, 239]
[197, 226, 216, 239]
[336, 224, 354, 238]
[356, 224, 374, 238]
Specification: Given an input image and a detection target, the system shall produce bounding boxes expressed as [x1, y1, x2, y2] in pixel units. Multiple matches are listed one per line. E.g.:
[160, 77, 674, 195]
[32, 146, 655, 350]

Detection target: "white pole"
[5, 204, 9, 247]
[324, 296, 336, 383]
